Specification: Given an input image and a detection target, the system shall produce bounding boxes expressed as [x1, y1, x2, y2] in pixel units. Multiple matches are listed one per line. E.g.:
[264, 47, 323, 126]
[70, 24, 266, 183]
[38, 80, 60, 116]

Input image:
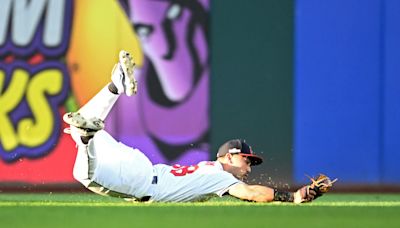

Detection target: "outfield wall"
[1, 0, 399, 190]
[212, 0, 400, 186]
[294, 0, 400, 185]
[211, 0, 294, 186]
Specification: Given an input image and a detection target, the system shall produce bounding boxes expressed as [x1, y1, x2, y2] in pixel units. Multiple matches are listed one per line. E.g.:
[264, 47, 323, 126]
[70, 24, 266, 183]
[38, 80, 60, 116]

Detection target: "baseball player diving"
[64, 51, 335, 203]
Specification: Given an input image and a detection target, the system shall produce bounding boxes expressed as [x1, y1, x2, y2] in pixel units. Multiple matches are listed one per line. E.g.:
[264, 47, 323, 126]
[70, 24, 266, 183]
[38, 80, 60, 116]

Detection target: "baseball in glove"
[293, 174, 337, 203]
[307, 174, 337, 198]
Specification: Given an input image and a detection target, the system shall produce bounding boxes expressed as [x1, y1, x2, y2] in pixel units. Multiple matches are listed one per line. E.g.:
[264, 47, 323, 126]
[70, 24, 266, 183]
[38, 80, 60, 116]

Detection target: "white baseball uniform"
[70, 86, 241, 202]
[72, 129, 241, 202]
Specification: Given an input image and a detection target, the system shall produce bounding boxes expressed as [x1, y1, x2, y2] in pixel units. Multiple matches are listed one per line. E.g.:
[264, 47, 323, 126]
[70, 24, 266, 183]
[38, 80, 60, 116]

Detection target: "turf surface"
[0, 193, 399, 228]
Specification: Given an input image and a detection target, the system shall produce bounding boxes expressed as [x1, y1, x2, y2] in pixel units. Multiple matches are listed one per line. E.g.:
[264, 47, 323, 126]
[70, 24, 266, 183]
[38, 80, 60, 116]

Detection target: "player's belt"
[151, 175, 158, 184]
[88, 176, 158, 202]
[138, 196, 151, 202]
[137, 175, 158, 202]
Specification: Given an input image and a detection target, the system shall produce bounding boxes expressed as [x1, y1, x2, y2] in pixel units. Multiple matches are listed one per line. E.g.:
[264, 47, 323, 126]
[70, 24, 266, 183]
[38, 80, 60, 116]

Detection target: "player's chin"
[240, 174, 249, 181]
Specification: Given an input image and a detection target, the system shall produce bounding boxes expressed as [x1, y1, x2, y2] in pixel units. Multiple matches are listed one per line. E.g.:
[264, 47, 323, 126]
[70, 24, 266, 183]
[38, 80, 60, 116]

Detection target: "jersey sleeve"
[199, 169, 242, 197]
[215, 180, 242, 197]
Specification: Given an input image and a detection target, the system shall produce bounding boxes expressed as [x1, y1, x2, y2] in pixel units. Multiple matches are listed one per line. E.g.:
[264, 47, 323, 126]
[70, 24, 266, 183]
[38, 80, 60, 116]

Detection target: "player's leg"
[71, 128, 142, 198]
[71, 126, 154, 198]
[66, 51, 153, 198]
[85, 130, 154, 197]
[66, 50, 136, 184]
[72, 143, 95, 187]
[65, 49, 137, 149]
[68, 50, 137, 122]
[63, 50, 136, 144]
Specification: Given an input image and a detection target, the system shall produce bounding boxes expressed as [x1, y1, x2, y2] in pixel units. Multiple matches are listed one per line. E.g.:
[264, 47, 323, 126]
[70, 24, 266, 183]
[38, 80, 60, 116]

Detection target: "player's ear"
[226, 153, 233, 164]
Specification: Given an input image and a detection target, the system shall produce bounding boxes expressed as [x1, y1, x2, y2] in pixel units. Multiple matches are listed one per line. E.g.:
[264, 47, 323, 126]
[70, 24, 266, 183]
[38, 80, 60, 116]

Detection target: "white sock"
[78, 85, 120, 120]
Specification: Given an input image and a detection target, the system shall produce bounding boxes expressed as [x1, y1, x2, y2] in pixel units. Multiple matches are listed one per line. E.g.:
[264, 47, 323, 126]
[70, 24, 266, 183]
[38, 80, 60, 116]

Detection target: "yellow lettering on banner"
[0, 70, 29, 151]
[18, 69, 62, 147]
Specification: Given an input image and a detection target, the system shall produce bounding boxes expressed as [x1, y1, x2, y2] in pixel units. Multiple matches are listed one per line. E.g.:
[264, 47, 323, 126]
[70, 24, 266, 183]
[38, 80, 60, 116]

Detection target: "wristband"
[273, 189, 294, 202]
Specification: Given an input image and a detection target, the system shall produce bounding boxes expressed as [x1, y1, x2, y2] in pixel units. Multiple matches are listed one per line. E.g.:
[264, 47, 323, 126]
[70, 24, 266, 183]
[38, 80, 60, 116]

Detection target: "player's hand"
[293, 185, 318, 204]
[293, 174, 337, 203]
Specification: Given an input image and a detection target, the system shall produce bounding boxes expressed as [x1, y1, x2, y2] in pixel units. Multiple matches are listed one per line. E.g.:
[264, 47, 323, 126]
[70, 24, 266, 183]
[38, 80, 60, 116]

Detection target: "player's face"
[229, 154, 252, 181]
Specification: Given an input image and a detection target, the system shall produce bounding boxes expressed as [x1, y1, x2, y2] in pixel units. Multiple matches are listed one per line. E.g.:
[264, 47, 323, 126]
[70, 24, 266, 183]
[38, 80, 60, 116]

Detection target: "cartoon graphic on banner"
[0, 0, 209, 185]
[111, 0, 210, 165]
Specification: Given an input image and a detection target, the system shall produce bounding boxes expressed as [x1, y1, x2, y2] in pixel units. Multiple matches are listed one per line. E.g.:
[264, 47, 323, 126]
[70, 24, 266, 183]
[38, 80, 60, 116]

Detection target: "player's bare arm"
[228, 175, 336, 203]
[228, 183, 274, 202]
[228, 183, 314, 203]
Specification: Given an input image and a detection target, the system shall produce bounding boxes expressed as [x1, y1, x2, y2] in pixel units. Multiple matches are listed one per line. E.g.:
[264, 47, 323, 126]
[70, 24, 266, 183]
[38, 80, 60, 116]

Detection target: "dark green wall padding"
[211, 0, 294, 185]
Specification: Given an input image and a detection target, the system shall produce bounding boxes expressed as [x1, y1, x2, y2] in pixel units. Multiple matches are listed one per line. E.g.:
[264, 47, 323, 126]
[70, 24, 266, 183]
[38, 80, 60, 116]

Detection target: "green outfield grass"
[0, 193, 399, 228]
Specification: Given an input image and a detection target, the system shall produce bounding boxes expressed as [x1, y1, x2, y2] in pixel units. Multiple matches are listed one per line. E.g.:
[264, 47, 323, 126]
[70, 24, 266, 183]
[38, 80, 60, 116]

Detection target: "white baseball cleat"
[63, 112, 104, 136]
[111, 50, 137, 96]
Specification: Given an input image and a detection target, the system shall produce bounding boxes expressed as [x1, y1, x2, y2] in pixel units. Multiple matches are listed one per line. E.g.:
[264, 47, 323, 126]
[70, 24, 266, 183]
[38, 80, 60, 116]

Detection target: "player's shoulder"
[198, 161, 217, 166]
[196, 161, 228, 174]
[197, 161, 224, 169]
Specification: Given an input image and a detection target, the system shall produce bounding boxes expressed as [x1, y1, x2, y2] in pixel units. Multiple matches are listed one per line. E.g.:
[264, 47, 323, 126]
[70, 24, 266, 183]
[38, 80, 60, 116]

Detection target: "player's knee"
[72, 167, 83, 182]
[71, 131, 86, 146]
[73, 165, 90, 187]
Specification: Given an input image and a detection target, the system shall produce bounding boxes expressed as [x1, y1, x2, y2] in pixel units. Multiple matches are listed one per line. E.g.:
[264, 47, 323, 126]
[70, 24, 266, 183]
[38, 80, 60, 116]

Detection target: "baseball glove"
[308, 174, 337, 196]
[293, 174, 337, 203]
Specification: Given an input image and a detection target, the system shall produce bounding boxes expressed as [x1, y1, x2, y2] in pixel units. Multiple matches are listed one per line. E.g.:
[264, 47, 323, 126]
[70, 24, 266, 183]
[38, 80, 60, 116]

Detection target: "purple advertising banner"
[0, 0, 209, 184]
[107, 0, 210, 165]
